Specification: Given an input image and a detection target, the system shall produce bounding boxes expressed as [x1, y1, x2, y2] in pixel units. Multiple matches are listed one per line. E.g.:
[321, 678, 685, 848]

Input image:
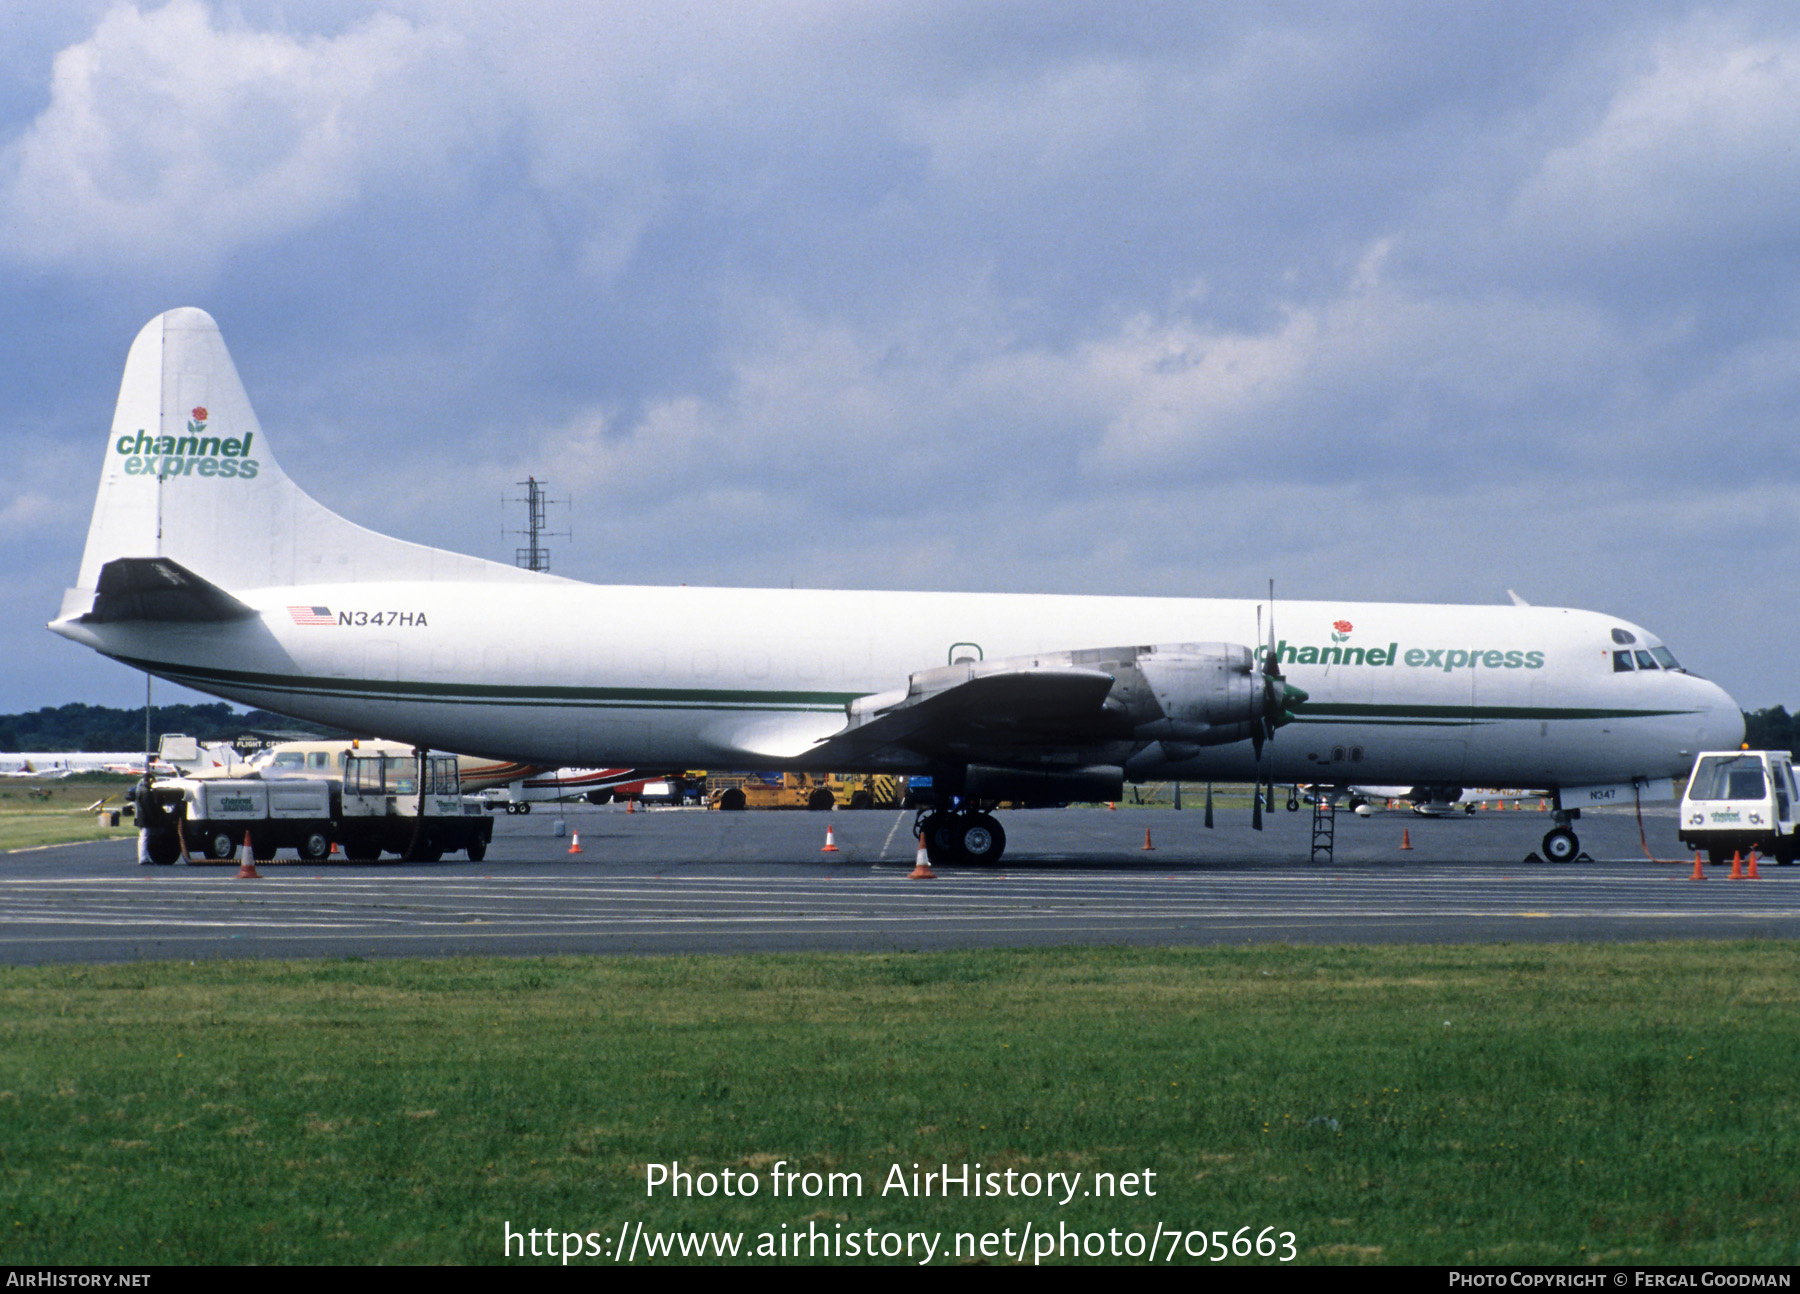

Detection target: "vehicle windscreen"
[1686, 755, 1766, 802]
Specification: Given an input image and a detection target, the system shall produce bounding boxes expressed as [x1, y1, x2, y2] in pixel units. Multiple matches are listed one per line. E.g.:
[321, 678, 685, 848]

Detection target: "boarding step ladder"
[1310, 793, 1336, 864]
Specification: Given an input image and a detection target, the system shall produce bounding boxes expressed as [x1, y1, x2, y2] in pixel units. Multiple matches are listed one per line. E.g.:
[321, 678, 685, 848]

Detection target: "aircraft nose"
[1693, 676, 1745, 752]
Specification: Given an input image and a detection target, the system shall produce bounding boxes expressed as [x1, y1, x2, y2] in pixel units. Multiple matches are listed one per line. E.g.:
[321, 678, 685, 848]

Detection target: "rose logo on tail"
[188, 406, 208, 435]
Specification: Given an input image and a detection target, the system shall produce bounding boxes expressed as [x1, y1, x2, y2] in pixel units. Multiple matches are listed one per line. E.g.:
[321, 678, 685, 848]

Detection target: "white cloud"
[0, 0, 490, 275]
[1510, 26, 1800, 254]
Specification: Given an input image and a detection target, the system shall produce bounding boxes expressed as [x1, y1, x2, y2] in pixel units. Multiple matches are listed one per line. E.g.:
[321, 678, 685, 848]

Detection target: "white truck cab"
[1678, 750, 1799, 866]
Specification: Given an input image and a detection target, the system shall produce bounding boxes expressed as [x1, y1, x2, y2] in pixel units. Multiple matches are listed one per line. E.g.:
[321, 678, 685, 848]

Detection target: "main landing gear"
[915, 808, 1007, 866]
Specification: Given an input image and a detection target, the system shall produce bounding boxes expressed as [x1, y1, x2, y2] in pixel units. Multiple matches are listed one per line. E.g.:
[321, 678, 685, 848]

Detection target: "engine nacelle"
[1129, 643, 1266, 746]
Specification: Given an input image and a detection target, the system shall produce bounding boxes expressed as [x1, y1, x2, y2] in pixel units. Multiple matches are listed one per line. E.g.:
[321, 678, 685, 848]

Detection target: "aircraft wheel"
[1542, 828, 1579, 863]
[146, 829, 183, 866]
[1286, 793, 1299, 812]
[206, 831, 238, 860]
[958, 813, 1006, 865]
[298, 831, 331, 861]
[922, 813, 962, 865]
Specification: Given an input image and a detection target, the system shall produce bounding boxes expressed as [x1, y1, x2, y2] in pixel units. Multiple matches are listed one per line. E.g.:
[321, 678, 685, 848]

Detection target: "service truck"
[136, 749, 493, 863]
[1677, 750, 1799, 865]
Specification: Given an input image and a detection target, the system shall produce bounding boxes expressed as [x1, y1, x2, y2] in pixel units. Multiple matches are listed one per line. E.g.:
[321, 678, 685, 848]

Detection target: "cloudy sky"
[3, 0, 1796, 716]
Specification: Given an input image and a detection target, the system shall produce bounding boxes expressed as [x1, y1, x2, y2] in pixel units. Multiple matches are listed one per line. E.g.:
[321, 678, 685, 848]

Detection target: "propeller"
[1251, 580, 1308, 829]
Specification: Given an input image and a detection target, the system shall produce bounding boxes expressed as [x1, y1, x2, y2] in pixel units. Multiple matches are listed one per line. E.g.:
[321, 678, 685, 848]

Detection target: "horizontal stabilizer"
[82, 557, 256, 624]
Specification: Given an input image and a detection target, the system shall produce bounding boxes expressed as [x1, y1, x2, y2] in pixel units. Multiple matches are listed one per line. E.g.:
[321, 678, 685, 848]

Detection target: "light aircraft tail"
[60, 308, 538, 624]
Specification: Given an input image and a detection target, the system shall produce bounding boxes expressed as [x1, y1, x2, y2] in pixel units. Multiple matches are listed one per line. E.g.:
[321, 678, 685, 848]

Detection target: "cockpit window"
[1651, 647, 1681, 671]
[1612, 651, 1635, 672]
[1611, 628, 1636, 644]
[1634, 651, 1658, 670]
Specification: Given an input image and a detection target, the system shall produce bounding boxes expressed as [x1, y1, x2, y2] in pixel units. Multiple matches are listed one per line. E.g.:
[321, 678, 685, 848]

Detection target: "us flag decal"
[288, 606, 335, 626]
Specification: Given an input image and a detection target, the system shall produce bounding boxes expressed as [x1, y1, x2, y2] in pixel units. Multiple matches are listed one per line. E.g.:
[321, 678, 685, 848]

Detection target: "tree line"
[0, 702, 338, 752]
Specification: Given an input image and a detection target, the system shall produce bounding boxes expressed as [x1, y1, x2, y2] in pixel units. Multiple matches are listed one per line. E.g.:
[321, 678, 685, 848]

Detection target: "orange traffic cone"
[1730, 850, 1745, 879]
[908, 835, 936, 880]
[235, 831, 262, 880]
[1400, 828, 1413, 851]
[1747, 850, 1762, 879]
[1141, 828, 1155, 851]
[568, 831, 583, 855]
[626, 797, 635, 814]
[1690, 852, 1705, 881]
[821, 823, 840, 853]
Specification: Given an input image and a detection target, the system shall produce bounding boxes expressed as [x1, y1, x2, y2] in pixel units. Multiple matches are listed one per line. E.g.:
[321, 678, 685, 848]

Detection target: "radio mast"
[504, 477, 569, 573]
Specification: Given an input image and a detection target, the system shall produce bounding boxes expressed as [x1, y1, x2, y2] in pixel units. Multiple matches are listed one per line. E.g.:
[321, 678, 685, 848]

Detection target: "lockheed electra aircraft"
[50, 309, 1743, 864]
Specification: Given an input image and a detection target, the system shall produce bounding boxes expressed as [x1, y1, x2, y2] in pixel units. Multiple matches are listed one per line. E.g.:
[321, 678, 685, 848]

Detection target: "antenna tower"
[504, 477, 569, 573]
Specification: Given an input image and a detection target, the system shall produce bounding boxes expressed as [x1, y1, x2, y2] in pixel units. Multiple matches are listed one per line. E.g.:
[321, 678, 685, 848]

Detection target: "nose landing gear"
[1540, 809, 1582, 863]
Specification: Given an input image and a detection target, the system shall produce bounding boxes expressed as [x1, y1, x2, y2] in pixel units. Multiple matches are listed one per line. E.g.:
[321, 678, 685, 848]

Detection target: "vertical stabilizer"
[62, 308, 540, 620]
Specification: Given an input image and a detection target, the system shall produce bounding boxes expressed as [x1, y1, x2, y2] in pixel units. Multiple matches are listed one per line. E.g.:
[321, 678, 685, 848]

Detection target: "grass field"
[0, 773, 140, 853]
[2, 944, 1797, 1265]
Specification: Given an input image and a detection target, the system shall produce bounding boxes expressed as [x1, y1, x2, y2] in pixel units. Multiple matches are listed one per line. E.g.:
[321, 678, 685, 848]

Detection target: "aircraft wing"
[811, 665, 1123, 767]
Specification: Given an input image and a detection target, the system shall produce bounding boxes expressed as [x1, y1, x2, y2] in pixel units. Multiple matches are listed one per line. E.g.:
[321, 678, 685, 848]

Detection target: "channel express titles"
[1259, 640, 1546, 673]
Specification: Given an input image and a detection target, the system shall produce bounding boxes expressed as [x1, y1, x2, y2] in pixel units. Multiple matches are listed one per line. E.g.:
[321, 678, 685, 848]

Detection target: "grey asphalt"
[3, 803, 1795, 963]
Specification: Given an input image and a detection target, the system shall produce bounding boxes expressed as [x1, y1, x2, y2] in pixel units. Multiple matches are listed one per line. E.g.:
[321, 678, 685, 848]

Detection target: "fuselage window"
[1612, 651, 1635, 672]
[1611, 628, 1636, 645]
[1634, 651, 1658, 670]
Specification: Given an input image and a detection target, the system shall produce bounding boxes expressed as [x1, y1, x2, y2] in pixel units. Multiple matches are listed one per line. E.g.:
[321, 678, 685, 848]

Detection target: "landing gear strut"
[915, 808, 1007, 866]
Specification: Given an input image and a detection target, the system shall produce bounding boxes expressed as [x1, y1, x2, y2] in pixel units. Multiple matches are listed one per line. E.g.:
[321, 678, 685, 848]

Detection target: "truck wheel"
[1707, 847, 1732, 867]
[344, 836, 380, 862]
[808, 788, 834, 811]
[298, 832, 331, 861]
[849, 790, 874, 810]
[206, 831, 238, 861]
[467, 838, 487, 861]
[719, 788, 747, 811]
[146, 829, 183, 866]
[1541, 828, 1579, 863]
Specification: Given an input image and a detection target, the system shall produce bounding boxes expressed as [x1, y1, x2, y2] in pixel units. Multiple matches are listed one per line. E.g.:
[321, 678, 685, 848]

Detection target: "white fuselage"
[55, 581, 1742, 790]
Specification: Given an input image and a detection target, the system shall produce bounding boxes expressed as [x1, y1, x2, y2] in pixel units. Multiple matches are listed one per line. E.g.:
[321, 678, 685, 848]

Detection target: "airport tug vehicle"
[1677, 750, 1799, 866]
[134, 749, 492, 863]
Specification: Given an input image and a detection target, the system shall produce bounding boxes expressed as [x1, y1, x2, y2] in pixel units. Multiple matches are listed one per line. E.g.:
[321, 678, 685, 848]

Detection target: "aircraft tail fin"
[60, 308, 536, 622]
